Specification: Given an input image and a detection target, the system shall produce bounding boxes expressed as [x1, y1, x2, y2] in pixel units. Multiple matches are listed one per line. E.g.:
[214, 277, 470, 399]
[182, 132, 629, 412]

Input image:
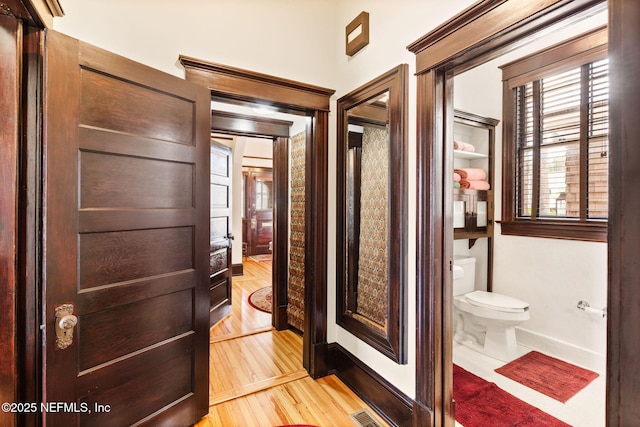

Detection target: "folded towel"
[453, 172, 461, 182]
[454, 140, 476, 152]
[459, 179, 491, 190]
[453, 182, 461, 189]
[454, 168, 487, 181]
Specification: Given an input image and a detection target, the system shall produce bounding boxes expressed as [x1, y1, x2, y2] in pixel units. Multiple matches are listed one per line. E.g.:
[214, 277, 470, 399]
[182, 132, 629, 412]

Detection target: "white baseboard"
[515, 327, 606, 374]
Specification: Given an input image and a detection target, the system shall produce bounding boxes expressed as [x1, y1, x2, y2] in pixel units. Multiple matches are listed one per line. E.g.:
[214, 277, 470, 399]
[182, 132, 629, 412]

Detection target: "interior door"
[245, 169, 274, 255]
[209, 142, 233, 326]
[43, 30, 210, 426]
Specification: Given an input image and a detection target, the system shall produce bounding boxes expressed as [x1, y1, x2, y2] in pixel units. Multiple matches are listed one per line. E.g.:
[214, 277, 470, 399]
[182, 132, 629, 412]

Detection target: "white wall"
[454, 10, 609, 371]
[54, 0, 338, 86]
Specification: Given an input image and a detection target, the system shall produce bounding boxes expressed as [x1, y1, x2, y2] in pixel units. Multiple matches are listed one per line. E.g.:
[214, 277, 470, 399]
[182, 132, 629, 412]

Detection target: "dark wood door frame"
[189, 59, 336, 377]
[0, 15, 22, 427]
[2, 2, 59, 423]
[406, 0, 638, 426]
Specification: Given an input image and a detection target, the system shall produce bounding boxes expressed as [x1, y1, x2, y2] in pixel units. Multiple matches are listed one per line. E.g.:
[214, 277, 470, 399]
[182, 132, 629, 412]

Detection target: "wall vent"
[349, 409, 383, 427]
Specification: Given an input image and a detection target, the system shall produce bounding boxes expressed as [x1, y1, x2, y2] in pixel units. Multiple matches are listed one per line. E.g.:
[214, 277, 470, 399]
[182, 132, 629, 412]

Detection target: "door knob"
[54, 304, 78, 350]
[58, 315, 78, 330]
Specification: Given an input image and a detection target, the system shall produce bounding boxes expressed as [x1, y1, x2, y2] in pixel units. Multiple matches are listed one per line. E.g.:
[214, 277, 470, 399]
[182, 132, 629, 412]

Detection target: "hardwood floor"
[195, 258, 390, 427]
[210, 258, 272, 342]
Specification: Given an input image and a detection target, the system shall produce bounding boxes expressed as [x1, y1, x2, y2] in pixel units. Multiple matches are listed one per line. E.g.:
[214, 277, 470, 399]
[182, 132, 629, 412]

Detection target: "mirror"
[336, 64, 408, 363]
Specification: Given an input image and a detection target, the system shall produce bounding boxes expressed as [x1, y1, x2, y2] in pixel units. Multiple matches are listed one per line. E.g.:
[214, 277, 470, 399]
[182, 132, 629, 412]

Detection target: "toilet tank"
[453, 256, 476, 296]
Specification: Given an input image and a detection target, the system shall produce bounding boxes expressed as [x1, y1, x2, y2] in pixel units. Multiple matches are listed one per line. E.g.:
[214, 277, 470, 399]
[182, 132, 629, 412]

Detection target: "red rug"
[454, 364, 570, 427]
[248, 286, 272, 313]
[495, 351, 599, 403]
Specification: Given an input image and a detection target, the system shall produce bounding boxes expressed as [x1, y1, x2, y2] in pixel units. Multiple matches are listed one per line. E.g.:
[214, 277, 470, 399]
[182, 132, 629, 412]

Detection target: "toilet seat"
[465, 290, 529, 313]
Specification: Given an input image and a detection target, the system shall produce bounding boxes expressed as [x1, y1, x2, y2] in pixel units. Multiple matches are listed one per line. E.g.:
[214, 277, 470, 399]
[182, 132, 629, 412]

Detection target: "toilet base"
[454, 309, 524, 362]
[484, 325, 519, 361]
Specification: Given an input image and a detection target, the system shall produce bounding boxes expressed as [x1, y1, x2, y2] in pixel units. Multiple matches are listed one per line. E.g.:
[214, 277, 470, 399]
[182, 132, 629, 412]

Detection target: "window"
[500, 26, 608, 242]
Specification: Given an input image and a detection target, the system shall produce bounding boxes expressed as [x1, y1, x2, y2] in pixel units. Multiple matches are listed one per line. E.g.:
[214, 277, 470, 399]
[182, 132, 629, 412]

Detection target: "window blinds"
[514, 58, 609, 220]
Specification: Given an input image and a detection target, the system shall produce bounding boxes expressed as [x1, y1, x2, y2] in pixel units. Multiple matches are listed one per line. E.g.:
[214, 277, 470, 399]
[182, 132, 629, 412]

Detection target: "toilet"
[453, 256, 530, 361]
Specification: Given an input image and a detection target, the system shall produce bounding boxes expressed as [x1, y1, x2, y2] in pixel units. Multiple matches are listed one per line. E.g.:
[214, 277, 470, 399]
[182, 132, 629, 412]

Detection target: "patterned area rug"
[248, 286, 272, 313]
[454, 364, 570, 427]
[495, 351, 599, 403]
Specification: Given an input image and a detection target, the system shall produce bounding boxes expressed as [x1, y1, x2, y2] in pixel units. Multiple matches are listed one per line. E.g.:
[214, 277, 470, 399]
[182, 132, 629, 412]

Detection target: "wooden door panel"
[244, 168, 274, 255]
[44, 30, 209, 426]
[77, 337, 194, 426]
[78, 289, 193, 370]
[80, 151, 194, 208]
[78, 227, 193, 288]
[78, 63, 195, 144]
[209, 143, 233, 325]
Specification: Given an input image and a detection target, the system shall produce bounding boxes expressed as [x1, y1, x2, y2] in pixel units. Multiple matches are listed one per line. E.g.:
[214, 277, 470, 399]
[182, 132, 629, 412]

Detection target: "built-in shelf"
[453, 109, 499, 291]
[453, 149, 488, 160]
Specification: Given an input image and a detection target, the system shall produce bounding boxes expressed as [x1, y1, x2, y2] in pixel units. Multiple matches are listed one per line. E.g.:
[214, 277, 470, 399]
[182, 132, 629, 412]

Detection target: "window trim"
[500, 25, 608, 242]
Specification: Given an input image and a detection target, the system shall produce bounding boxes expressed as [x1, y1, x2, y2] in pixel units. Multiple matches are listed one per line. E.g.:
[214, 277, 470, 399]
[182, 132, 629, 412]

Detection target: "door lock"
[54, 304, 78, 350]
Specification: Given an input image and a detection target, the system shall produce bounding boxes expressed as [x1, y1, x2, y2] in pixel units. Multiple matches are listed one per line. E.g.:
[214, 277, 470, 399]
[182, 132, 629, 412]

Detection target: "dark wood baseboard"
[274, 305, 288, 331]
[412, 400, 434, 427]
[327, 343, 413, 426]
[310, 342, 329, 379]
[209, 304, 231, 326]
[232, 263, 243, 276]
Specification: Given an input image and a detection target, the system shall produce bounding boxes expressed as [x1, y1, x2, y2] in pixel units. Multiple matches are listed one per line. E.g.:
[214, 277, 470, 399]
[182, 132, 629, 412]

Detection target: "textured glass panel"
[255, 179, 273, 210]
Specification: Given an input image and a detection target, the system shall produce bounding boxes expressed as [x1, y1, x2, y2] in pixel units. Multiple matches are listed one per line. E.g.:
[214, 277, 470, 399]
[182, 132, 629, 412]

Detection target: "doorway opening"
[180, 54, 335, 377]
[407, 1, 612, 425]
[209, 100, 307, 336]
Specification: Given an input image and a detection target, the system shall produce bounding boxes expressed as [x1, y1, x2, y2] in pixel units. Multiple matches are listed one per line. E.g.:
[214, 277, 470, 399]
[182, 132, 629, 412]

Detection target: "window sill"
[499, 220, 607, 242]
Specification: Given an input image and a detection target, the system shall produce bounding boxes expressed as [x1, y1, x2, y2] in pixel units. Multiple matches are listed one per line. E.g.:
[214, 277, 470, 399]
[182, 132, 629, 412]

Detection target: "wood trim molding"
[414, 68, 449, 421]
[499, 220, 607, 242]
[179, 56, 335, 112]
[336, 64, 409, 364]
[211, 110, 293, 138]
[303, 111, 330, 377]
[608, 1, 640, 423]
[407, 0, 606, 75]
[0, 15, 21, 427]
[231, 263, 243, 276]
[327, 343, 413, 426]
[272, 136, 290, 331]
[500, 24, 608, 86]
[19, 26, 44, 426]
[21, 0, 64, 28]
[407, 0, 508, 54]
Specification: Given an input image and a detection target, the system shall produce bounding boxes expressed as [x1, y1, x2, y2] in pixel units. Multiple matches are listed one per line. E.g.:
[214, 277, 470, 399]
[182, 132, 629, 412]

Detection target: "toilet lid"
[465, 290, 529, 313]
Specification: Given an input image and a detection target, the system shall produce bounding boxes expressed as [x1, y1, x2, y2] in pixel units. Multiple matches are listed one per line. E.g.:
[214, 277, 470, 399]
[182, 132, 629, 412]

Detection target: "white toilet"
[453, 256, 530, 361]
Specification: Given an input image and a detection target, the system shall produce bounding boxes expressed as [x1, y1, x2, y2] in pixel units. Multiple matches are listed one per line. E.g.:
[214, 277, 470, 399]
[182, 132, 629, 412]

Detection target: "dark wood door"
[244, 168, 274, 255]
[43, 30, 210, 426]
[209, 142, 233, 325]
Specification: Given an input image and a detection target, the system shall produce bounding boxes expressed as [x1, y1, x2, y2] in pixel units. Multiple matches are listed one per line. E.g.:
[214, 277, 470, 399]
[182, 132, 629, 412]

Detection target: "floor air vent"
[349, 409, 383, 427]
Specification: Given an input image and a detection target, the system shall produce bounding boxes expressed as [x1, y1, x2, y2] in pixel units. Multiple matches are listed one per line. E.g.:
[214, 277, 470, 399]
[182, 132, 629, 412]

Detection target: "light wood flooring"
[195, 258, 389, 427]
